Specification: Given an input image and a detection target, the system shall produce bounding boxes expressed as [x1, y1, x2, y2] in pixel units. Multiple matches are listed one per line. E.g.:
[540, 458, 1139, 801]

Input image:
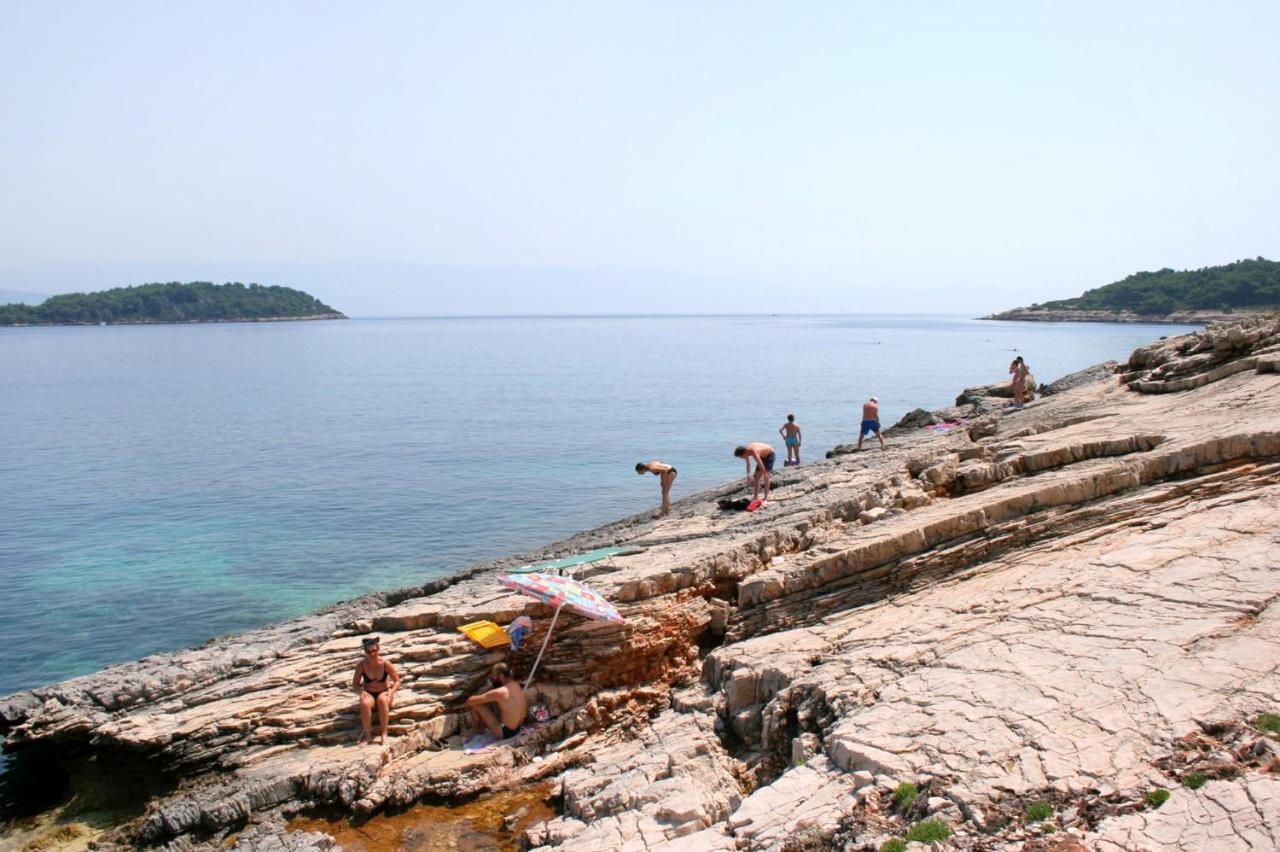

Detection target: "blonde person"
[635, 460, 678, 517]
[351, 636, 400, 745]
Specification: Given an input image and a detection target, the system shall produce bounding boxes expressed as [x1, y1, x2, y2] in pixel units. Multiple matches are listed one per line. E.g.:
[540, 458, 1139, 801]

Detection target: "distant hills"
[0, 282, 345, 326]
[989, 258, 1280, 323]
[0, 288, 50, 305]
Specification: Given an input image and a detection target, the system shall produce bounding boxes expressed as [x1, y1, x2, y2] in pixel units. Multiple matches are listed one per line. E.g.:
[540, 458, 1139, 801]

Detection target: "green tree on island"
[0, 282, 344, 326]
[1036, 257, 1280, 315]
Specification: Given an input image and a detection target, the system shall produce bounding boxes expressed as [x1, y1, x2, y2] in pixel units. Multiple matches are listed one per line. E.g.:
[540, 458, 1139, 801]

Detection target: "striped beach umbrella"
[497, 572, 625, 687]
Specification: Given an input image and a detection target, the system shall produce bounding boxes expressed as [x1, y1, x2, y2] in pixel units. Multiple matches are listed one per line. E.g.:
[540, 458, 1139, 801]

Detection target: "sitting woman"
[351, 636, 400, 745]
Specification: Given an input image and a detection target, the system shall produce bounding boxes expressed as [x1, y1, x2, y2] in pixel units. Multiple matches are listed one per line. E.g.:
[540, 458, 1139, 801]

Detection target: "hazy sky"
[2, 3, 1277, 315]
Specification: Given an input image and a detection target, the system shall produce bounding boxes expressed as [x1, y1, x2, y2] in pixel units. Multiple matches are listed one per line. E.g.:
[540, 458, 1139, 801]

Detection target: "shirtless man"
[465, 663, 528, 740]
[635, 460, 678, 517]
[857, 397, 885, 451]
[351, 636, 400, 745]
[733, 442, 776, 502]
[778, 414, 803, 466]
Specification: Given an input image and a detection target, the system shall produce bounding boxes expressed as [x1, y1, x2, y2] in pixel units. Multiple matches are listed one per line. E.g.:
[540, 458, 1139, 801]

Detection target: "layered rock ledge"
[2, 318, 1279, 851]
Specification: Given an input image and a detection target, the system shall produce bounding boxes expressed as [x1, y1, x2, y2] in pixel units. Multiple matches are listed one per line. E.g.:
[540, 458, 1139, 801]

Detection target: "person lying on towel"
[465, 663, 528, 740]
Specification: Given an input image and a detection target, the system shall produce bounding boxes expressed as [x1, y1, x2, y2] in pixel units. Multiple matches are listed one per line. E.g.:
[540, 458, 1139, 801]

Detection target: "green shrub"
[879, 840, 907, 852]
[1257, 713, 1280, 735]
[1146, 788, 1171, 807]
[1183, 771, 1207, 790]
[891, 782, 917, 812]
[1024, 800, 1053, 823]
[905, 819, 951, 843]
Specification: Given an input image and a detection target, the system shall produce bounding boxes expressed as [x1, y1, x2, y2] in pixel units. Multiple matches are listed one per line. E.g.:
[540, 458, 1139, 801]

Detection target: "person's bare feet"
[380, 733, 388, 746]
[358, 732, 371, 746]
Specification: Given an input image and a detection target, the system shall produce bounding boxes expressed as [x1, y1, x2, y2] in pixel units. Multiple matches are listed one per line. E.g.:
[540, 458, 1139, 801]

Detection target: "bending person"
[351, 636, 400, 745]
[635, 460, 678, 517]
[465, 663, 528, 741]
[733, 442, 776, 503]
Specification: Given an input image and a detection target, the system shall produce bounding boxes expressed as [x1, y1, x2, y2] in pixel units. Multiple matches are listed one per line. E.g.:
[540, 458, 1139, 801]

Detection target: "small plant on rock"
[1024, 800, 1053, 823]
[1043, 822, 1058, 834]
[891, 782, 917, 812]
[905, 818, 951, 843]
[1258, 713, 1280, 736]
[879, 840, 907, 852]
[1183, 771, 1207, 790]
[1146, 788, 1171, 807]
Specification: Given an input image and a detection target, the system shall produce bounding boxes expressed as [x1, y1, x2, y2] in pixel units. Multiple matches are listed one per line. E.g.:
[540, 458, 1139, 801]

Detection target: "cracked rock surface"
[2, 318, 1279, 850]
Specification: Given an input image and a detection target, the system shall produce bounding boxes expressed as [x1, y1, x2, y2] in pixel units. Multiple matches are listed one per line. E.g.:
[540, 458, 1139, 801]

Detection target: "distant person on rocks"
[635, 460, 678, 517]
[779, 414, 803, 466]
[465, 663, 528, 740]
[734, 442, 776, 502]
[352, 636, 400, 746]
[1010, 356, 1031, 408]
[858, 397, 885, 451]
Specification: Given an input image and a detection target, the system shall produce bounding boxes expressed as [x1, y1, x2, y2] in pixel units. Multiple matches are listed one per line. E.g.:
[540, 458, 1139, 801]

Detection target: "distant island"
[987, 257, 1280, 324]
[0, 281, 346, 326]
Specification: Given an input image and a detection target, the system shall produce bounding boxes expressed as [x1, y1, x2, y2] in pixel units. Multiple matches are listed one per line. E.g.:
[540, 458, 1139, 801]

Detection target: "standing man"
[635, 460, 678, 517]
[857, 397, 885, 451]
[733, 442, 776, 503]
[465, 663, 528, 741]
[779, 414, 803, 466]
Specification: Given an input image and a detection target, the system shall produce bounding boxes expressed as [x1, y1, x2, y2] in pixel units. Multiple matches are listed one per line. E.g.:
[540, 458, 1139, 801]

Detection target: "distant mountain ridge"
[0, 281, 345, 326]
[0, 288, 51, 305]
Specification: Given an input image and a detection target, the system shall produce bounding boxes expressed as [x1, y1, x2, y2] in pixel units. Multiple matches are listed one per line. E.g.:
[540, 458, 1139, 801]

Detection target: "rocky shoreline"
[982, 307, 1275, 325]
[2, 318, 1279, 851]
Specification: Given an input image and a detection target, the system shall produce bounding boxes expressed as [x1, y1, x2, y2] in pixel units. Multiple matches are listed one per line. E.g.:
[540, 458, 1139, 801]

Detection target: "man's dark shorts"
[762, 451, 776, 472]
[501, 724, 520, 739]
[860, 419, 881, 436]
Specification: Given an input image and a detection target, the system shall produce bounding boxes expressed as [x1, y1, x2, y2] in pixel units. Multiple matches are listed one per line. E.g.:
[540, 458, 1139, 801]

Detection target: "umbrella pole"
[524, 601, 563, 691]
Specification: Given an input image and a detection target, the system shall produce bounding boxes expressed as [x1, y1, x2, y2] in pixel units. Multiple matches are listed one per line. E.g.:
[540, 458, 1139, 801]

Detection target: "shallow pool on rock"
[287, 782, 556, 851]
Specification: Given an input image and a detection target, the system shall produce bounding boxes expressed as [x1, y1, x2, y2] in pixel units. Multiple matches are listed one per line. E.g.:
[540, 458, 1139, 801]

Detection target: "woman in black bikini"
[351, 636, 400, 745]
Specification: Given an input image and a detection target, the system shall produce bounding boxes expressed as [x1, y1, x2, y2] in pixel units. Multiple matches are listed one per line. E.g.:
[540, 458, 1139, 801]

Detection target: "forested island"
[987, 257, 1280, 323]
[0, 281, 345, 326]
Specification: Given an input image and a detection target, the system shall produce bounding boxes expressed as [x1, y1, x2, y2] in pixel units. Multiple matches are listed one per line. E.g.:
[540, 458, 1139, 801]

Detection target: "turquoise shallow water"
[0, 315, 1197, 697]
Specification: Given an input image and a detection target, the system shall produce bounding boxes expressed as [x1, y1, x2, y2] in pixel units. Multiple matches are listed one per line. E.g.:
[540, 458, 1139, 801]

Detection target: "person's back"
[495, 677, 527, 729]
[858, 397, 885, 450]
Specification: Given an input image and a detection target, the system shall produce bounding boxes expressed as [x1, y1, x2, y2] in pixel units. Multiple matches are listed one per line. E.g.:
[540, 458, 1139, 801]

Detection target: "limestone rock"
[3, 320, 1280, 849]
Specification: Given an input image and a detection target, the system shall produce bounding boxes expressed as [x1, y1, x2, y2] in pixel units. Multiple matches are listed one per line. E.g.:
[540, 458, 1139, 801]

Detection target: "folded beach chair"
[457, 620, 513, 649]
[508, 546, 644, 577]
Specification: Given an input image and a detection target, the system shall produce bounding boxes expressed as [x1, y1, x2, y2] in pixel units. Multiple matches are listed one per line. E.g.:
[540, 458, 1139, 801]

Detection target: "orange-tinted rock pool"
[287, 783, 556, 851]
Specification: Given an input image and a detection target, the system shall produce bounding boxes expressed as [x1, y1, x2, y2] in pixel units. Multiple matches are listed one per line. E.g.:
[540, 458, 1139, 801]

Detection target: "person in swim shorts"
[733, 442, 776, 503]
[635, 460, 678, 517]
[351, 636, 401, 745]
[857, 397, 885, 451]
[778, 414, 803, 466]
[465, 663, 528, 740]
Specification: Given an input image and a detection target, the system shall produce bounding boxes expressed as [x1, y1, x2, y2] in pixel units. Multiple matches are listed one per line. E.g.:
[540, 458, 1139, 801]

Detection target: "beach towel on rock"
[462, 724, 534, 754]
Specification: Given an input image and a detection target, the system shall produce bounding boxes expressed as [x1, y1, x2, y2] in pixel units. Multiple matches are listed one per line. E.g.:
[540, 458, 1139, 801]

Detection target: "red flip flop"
[747, 499, 764, 512]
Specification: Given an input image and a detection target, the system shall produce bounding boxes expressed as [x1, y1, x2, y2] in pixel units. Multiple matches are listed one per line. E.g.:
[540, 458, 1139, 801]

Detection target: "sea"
[0, 315, 1199, 699]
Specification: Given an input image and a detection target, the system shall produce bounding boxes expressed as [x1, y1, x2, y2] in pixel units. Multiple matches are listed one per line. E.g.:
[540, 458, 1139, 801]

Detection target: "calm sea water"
[0, 315, 1196, 697]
